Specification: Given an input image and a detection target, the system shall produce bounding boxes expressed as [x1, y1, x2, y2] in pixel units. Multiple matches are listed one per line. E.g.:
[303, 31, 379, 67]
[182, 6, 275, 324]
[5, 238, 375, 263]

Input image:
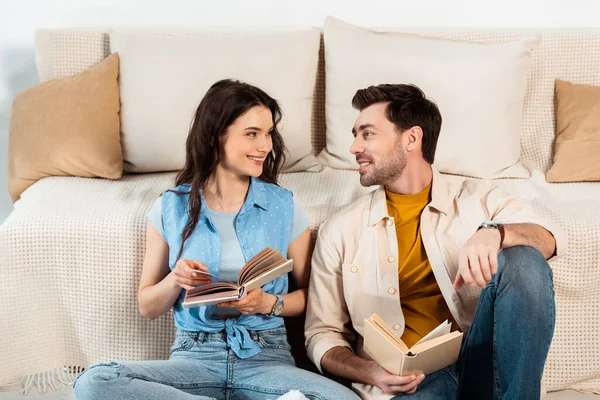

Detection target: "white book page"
[410, 320, 451, 350]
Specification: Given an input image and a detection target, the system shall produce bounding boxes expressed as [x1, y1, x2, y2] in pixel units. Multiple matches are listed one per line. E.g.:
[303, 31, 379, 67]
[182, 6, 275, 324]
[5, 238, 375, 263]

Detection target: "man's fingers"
[457, 251, 475, 287]
[490, 252, 499, 275]
[479, 252, 492, 283]
[468, 252, 486, 288]
[453, 273, 464, 289]
[385, 374, 418, 386]
[388, 374, 425, 393]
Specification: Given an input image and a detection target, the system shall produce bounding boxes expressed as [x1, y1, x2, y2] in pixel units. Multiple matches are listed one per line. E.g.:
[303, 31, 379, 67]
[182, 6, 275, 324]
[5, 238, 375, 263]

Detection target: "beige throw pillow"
[109, 30, 322, 174]
[319, 17, 539, 179]
[546, 79, 600, 182]
[8, 53, 122, 202]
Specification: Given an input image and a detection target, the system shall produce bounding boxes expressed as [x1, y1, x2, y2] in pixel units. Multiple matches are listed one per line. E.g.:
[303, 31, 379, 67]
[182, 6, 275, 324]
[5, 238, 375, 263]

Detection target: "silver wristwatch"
[268, 294, 284, 317]
[477, 221, 505, 248]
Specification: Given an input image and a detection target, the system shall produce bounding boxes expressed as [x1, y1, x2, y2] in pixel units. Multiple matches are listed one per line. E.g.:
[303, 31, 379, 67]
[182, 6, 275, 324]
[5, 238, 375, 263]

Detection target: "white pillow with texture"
[318, 17, 540, 179]
[110, 30, 322, 173]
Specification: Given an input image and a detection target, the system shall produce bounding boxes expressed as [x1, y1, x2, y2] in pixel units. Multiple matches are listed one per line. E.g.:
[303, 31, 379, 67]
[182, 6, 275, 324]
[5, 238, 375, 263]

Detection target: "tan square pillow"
[8, 53, 122, 202]
[547, 79, 600, 182]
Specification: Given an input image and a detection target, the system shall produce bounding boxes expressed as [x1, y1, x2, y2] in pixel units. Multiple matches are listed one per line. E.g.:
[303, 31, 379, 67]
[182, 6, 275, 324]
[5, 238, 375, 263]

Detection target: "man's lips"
[357, 159, 372, 172]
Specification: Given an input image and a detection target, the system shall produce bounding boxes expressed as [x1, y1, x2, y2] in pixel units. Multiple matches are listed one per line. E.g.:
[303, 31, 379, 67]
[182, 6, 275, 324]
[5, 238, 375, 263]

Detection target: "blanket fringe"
[17, 366, 85, 395]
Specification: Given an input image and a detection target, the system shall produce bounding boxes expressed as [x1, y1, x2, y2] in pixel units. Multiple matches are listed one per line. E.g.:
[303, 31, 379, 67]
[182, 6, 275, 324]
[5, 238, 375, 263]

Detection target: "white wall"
[1, 0, 600, 225]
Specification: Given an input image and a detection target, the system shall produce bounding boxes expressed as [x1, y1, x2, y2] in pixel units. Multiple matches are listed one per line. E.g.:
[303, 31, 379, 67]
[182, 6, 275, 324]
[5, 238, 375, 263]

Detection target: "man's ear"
[406, 126, 423, 152]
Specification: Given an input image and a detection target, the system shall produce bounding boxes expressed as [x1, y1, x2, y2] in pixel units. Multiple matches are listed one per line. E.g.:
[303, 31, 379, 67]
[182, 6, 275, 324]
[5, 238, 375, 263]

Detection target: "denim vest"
[161, 177, 294, 358]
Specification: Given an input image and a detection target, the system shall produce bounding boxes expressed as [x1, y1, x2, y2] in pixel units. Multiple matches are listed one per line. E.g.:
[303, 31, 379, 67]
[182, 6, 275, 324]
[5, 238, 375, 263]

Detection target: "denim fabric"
[161, 177, 295, 358]
[73, 327, 360, 400]
[392, 246, 555, 399]
[390, 364, 458, 399]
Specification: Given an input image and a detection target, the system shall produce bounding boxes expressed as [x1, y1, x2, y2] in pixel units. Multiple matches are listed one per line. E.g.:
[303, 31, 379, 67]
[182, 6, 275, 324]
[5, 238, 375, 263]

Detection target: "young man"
[305, 84, 566, 399]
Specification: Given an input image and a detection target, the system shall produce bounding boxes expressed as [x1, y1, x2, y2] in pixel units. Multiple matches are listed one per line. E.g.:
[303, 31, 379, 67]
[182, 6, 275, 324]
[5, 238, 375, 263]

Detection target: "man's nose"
[350, 136, 364, 155]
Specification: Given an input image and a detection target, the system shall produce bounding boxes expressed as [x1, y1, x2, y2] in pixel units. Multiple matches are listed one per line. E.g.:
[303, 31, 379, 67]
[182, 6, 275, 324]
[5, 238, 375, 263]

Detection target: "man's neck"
[385, 162, 433, 195]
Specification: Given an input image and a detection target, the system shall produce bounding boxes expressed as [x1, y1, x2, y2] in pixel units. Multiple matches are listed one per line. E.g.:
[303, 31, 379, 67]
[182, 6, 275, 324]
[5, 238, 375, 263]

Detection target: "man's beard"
[358, 146, 406, 187]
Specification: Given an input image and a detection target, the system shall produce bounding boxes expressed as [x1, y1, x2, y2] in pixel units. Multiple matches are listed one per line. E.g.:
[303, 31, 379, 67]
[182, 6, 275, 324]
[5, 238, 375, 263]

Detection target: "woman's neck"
[203, 167, 250, 213]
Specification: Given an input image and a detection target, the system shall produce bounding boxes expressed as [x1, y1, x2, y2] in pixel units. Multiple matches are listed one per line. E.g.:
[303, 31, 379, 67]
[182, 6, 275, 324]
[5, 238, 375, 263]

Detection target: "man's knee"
[73, 362, 121, 399]
[496, 246, 554, 300]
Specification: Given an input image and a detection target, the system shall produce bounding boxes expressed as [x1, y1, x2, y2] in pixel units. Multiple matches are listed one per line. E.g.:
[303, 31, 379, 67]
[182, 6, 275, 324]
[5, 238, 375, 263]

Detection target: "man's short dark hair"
[352, 84, 442, 164]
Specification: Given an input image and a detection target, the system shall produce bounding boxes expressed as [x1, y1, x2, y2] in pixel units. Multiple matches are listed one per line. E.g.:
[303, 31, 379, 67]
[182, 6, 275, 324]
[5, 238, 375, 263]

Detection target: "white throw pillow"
[318, 17, 540, 179]
[110, 30, 322, 173]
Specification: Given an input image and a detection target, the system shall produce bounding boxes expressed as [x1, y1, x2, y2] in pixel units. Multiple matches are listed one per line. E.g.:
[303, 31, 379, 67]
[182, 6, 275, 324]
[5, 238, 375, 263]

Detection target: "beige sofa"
[0, 25, 599, 399]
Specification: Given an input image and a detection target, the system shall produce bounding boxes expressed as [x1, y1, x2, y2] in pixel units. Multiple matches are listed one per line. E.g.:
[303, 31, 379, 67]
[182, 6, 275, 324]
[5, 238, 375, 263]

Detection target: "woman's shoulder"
[255, 179, 293, 199]
[160, 183, 192, 206]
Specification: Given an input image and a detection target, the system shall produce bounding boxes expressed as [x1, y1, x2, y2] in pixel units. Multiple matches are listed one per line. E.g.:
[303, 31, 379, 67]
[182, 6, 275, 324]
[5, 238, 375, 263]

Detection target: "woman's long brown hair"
[170, 79, 286, 261]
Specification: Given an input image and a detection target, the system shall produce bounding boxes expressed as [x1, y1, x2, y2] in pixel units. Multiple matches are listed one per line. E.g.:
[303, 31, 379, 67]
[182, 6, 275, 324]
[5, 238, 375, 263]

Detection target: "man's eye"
[364, 131, 373, 137]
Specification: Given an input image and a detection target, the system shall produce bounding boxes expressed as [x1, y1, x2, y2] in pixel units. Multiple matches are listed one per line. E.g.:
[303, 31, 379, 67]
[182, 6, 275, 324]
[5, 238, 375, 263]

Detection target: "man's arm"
[503, 222, 556, 260]
[305, 225, 425, 395]
[321, 347, 425, 395]
[304, 226, 356, 370]
[454, 183, 566, 289]
[454, 223, 556, 289]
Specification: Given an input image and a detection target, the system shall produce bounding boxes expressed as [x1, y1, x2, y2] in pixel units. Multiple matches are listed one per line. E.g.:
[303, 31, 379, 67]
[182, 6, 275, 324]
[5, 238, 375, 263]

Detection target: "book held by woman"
[183, 247, 293, 308]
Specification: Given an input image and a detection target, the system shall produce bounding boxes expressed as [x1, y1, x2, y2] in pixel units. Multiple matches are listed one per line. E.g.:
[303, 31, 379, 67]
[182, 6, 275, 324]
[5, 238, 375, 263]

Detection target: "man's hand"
[453, 228, 501, 289]
[368, 362, 425, 395]
[217, 288, 277, 315]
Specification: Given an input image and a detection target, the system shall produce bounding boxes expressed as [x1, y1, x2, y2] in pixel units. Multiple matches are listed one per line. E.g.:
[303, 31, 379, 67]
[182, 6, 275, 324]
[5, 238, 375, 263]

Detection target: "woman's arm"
[278, 227, 312, 316]
[138, 222, 211, 320]
[218, 227, 313, 317]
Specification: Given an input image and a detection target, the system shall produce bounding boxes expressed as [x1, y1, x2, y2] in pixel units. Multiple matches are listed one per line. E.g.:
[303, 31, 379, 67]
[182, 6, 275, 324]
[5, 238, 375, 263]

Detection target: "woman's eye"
[247, 132, 256, 137]
[266, 131, 273, 136]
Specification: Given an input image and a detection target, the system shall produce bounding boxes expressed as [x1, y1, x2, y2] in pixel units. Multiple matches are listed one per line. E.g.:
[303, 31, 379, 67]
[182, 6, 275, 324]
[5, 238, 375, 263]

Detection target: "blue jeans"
[392, 246, 556, 400]
[73, 327, 359, 400]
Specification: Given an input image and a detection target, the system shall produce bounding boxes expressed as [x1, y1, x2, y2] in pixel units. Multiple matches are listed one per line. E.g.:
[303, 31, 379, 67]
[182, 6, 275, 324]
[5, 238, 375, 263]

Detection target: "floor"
[0, 383, 598, 400]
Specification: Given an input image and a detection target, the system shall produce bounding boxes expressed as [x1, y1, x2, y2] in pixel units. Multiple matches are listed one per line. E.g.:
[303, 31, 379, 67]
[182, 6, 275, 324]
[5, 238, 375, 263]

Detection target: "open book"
[182, 247, 293, 308]
[364, 313, 463, 376]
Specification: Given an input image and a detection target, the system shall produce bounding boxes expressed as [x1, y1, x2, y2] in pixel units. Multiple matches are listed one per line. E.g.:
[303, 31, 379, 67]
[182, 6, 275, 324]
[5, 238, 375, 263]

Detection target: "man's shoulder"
[448, 175, 508, 199]
[319, 189, 376, 235]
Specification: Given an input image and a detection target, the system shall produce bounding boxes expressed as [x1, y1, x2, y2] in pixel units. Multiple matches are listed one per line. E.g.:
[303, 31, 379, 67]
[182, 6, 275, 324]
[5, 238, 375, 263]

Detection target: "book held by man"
[182, 246, 293, 308]
[364, 313, 463, 376]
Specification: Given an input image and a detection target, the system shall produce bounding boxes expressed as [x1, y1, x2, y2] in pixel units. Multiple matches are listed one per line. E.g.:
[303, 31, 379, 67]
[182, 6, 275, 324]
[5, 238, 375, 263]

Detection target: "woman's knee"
[73, 362, 122, 399]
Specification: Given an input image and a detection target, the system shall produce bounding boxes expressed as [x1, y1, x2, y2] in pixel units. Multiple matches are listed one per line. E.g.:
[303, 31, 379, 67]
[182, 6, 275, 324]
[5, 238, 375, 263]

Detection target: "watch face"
[273, 299, 284, 316]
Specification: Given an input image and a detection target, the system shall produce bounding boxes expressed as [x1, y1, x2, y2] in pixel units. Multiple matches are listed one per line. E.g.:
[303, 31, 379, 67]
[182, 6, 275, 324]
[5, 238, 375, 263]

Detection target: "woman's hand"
[217, 288, 277, 315]
[172, 259, 212, 290]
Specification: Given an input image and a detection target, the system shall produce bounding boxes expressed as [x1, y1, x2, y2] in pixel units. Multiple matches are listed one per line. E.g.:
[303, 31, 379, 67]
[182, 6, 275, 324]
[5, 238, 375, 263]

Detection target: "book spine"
[401, 353, 419, 376]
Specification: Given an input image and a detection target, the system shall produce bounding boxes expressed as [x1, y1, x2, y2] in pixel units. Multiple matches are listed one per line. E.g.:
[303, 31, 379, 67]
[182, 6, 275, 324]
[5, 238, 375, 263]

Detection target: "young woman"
[73, 79, 359, 400]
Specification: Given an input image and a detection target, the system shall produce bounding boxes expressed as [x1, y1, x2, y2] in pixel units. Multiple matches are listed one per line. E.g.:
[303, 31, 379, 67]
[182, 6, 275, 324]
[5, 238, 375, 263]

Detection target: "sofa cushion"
[2, 171, 600, 393]
[546, 80, 600, 182]
[7, 53, 121, 202]
[318, 17, 539, 179]
[109, 29, 321, 174]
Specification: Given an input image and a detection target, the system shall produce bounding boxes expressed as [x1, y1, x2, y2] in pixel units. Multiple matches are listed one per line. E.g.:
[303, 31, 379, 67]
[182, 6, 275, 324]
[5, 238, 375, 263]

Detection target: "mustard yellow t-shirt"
[386, 184, 455, 348]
